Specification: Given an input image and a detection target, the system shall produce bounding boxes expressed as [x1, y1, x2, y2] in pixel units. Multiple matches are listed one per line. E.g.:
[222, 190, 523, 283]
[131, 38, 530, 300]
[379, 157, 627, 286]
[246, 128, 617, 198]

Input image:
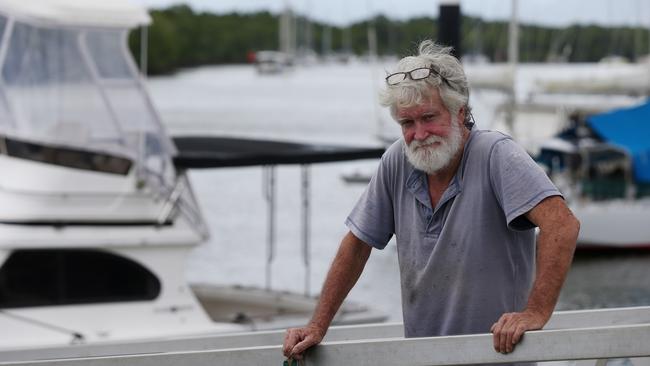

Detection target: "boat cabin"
[537, 104, 650, 202]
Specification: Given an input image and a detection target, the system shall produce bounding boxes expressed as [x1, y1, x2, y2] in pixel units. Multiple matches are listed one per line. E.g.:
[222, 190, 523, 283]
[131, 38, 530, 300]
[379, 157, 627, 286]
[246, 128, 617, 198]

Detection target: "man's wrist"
[307, 320, 328, 338]
[524, 306, 552, 321]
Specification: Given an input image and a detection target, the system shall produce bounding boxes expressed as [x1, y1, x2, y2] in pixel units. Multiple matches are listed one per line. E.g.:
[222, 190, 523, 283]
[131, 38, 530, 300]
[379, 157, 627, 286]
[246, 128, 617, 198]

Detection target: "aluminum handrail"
[1, 306, 649, 364]
[0, 322, 648, 366]
[1, 306, 650, 362]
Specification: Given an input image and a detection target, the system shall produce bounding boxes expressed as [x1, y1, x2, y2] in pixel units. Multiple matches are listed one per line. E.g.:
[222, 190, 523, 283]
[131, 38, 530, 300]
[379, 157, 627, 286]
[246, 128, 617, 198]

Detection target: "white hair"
[379, 40, 471, 126]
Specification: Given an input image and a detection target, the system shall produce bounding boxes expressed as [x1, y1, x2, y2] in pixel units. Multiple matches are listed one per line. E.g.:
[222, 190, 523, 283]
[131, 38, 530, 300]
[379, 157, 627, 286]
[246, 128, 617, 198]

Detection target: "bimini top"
[172, 136, 385, 168]
[587, 99, 650, 183]
[0, 0, 151, 28]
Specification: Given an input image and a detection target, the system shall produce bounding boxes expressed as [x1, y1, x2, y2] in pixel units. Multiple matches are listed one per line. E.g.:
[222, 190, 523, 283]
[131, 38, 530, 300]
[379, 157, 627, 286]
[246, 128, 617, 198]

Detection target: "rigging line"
[0, 309, 85, 343]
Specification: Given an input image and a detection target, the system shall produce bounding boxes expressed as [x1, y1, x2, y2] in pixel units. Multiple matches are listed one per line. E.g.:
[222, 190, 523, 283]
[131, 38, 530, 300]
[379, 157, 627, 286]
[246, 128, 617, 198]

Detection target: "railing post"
[301, 164, 311, 296]
[263, 165, 277, 291]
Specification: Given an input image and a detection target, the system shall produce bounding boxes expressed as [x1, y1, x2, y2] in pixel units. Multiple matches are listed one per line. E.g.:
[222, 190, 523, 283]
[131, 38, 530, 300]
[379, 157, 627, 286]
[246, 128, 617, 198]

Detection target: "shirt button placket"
[425, 210, 434, 232]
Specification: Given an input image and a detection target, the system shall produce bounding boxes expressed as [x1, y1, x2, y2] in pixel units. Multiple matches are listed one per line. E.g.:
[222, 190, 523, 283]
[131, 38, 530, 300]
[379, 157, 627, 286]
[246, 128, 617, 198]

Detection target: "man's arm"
[491, 195, 579, 354]
[283, 231, 372, 360]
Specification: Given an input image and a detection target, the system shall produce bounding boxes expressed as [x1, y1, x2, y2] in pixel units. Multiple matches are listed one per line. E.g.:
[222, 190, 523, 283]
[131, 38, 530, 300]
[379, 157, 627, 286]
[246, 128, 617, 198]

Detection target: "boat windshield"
[0, 17, 175, 186]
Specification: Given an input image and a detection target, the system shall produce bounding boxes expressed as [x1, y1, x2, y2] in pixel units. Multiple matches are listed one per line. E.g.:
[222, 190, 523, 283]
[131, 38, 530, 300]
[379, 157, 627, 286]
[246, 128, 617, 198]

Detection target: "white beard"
[404, 119, 463, 174]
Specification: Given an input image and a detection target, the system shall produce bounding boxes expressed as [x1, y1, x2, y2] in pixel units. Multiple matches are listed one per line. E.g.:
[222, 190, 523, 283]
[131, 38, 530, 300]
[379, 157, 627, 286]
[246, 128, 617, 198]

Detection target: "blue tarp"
[587, 100, 650, 183]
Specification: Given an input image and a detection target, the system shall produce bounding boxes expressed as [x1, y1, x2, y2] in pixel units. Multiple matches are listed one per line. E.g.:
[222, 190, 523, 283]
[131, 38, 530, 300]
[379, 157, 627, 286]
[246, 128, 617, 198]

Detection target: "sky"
[132, 0, 650, 28]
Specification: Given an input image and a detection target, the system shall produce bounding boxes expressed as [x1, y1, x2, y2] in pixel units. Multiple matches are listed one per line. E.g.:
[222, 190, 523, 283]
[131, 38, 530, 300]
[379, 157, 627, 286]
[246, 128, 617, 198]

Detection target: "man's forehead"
[397, 104, 436, 117]
[397, 98, 446, 118]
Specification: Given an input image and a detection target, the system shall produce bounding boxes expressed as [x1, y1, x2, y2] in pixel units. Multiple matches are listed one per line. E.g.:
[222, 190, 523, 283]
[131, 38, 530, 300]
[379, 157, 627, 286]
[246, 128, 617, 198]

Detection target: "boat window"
[2, 136, 132, 175]
[1, 22, 125, 157]
[104, 87, 168, 171]
[84, 30, 135, 80]
[0, 249, 161, 308]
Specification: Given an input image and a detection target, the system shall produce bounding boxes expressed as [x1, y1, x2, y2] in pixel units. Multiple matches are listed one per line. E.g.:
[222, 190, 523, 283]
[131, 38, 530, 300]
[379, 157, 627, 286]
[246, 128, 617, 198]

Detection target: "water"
[145, 62, 650, 322]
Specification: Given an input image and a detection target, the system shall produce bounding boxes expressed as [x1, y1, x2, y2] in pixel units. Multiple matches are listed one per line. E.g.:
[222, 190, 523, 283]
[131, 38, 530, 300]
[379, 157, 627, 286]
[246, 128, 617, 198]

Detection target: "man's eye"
[399, 120, 413, 128]
[422, 114, 436, 121]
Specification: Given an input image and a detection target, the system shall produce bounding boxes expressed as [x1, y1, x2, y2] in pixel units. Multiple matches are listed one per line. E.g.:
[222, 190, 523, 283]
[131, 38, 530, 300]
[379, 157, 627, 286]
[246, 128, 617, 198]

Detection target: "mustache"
[409, 135, 445, 149]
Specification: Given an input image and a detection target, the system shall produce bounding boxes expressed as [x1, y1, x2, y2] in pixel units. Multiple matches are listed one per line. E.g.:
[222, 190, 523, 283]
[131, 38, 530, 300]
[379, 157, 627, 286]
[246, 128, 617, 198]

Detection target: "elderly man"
[283, 40, 579, 360]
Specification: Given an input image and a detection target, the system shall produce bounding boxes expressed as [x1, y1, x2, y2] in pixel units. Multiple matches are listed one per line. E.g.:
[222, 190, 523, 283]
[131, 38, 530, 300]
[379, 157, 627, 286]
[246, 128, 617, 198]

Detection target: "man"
[283, 40, 579, 360]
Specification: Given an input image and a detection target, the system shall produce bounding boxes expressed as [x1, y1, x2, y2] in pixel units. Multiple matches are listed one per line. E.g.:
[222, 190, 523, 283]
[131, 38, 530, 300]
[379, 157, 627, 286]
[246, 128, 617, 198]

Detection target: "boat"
[462, 2, 650, 250]
[253, 50, 294, 74]
[536, 100, 650, 249]
[340, 169, 374, 184]
[0, 0, 386, 352]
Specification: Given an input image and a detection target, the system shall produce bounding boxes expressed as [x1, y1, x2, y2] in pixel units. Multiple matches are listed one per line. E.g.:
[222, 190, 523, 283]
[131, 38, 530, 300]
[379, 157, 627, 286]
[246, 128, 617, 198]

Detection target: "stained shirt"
[345, 129, 562, 337]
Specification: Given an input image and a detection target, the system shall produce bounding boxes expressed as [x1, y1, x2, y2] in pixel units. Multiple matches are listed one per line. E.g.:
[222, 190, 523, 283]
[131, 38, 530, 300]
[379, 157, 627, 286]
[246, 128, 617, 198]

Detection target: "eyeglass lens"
[409, 68, 431, 79]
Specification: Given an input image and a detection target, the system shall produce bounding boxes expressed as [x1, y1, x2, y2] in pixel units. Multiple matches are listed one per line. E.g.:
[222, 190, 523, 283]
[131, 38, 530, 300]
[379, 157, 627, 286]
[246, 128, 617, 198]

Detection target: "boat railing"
[0, 306, 649, 365]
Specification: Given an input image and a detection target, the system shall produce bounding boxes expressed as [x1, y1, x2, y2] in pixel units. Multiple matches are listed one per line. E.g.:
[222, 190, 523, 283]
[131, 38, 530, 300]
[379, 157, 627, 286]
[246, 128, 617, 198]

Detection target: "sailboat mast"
[438, 0, 462, 57]
[508, 0, 519, 67]
[279, 3, 295, 56]
[505, 0, 519, 133]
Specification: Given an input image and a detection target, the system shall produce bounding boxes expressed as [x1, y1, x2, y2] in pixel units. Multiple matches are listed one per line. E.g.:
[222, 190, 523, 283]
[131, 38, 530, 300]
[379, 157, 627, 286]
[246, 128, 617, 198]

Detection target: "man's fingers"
[491, 311, 547, 354]
[504, 326, 515, 353]
[491, 315, 508, 352]
[512, 323, 526, 346]
[504, 318, 531, 353]
[283, 329, 302, 357]
[499, 324, 510, 353]
[491, 321, 501, 352]
[290, 336, 319, 359]
[491, 322, 500, 352]
[492, 313, 517, 354]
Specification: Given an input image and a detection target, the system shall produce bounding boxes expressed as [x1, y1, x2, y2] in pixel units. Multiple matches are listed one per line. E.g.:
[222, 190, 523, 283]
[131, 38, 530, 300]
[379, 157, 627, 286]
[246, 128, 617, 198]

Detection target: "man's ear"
[457, 107, 466, 126]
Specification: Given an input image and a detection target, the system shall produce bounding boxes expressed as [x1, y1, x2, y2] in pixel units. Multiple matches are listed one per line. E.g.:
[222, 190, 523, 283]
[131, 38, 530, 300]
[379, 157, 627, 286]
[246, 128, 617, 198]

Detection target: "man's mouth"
[414, 141, 441, 150]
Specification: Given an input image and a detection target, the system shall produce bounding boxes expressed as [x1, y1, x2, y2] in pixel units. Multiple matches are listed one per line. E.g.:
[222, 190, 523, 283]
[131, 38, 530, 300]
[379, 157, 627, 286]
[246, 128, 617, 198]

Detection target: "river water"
[145, 62, 650, 322]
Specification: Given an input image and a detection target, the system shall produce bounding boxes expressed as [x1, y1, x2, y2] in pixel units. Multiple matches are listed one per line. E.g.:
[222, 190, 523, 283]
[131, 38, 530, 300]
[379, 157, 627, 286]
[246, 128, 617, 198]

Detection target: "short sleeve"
[345, 149, 396, 249]
[489, 138, 562, 231]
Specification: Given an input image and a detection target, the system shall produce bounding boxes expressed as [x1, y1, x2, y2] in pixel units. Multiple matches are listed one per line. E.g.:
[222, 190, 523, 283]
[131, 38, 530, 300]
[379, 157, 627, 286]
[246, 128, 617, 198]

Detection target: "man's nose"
[413, 122, 429, 141]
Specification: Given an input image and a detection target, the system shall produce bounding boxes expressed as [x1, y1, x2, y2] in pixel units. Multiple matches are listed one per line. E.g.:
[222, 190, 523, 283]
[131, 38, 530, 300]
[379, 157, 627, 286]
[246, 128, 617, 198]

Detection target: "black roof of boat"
[172, 136, 386, 169]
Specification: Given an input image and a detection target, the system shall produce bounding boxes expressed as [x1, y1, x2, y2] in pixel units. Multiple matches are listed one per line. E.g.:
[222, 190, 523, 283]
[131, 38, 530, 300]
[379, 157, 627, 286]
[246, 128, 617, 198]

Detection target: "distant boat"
[536, 100, 650, 249]
[253, 50, 294, 74]
[341, 168, 374, 184]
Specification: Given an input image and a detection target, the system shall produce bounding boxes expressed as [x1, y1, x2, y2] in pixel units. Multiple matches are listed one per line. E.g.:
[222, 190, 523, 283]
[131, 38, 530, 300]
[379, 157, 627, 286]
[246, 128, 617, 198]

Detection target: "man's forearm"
[491, 197, 579, 354]
[309, 231, 372, 332]
[525, 210, 579, 320]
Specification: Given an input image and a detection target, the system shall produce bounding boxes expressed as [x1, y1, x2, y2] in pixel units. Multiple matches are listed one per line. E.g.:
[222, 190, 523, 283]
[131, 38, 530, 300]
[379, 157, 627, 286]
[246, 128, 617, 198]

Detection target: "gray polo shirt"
[345, 129, 561, 337]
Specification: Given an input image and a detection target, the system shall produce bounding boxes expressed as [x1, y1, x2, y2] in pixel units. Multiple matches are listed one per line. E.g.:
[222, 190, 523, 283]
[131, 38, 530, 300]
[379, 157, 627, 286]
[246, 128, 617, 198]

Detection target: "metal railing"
[1, 306, 649, 365]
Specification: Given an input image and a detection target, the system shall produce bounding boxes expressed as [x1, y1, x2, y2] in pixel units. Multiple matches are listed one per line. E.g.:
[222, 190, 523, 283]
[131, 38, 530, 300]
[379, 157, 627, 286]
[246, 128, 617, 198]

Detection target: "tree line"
[129, 4, 650, 75]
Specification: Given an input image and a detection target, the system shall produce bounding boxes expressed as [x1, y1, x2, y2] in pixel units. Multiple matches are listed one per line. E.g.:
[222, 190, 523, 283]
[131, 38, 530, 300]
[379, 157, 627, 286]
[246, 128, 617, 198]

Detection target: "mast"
[438, 0, 462, 58]
[508, 0, 519, 68]
[279, 3, 295, 56]
[505, 0, 519, 133]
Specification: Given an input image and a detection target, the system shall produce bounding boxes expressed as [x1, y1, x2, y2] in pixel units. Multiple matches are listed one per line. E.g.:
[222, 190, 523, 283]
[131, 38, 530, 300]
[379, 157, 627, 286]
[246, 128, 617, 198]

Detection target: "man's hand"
[281, 232, 372, 360]
[490, 196, 578, 354]
[283, 324, 325, 360]
[490, 310, 547, 354]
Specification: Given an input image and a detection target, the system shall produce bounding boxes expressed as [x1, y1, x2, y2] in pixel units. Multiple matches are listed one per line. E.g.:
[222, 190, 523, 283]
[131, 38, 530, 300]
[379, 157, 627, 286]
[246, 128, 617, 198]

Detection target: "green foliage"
[129, 4, 650, 75]
[129, 5, 277, 74]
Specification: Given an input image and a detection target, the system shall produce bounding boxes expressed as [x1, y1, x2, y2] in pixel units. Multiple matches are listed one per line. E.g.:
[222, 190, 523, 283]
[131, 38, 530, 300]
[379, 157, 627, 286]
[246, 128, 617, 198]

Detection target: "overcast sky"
[132, 0, 650, 28]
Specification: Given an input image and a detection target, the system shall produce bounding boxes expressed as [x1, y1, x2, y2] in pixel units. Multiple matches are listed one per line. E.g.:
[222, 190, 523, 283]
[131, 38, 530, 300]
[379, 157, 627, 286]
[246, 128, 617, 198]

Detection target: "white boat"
[0, 0, 386, 352]
[254, 50, 294, 74]
[536, 101, 650, 249]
